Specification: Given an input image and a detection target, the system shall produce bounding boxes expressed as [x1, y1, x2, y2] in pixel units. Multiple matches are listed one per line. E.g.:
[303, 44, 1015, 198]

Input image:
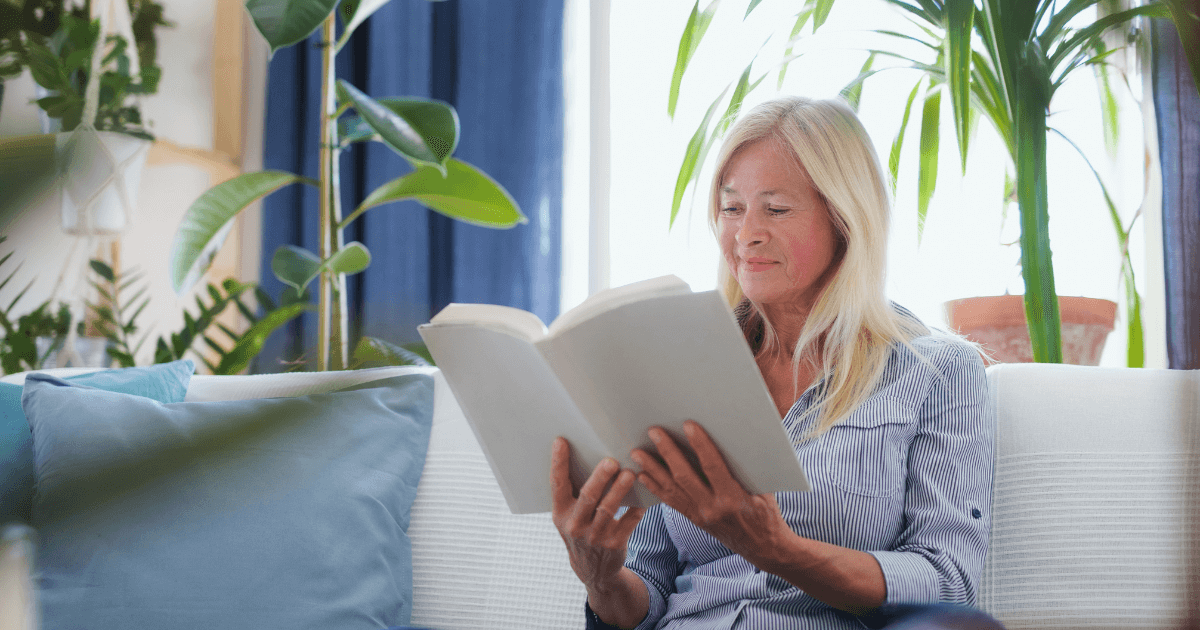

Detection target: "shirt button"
[971, 508, 982, 519]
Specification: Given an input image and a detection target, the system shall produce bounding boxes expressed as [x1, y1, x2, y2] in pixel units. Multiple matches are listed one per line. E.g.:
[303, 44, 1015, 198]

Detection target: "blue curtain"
[1151, 18, 1200, 370]
[255, 0, 563, 372]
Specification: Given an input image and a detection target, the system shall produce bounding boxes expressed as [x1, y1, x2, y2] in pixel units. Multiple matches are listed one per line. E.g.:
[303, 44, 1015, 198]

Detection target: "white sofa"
[4, 363, 1198, 629]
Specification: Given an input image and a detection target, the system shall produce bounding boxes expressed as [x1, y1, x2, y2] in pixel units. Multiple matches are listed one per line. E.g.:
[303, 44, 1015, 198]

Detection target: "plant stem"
[317, 14, 348, 371]
[1013, 53, 1062, 364]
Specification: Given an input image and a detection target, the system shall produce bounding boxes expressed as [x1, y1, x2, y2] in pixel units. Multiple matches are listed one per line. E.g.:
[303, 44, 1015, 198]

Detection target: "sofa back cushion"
[407, 371, 587, 629]
[981, 364, 1199, 629]
[21, 368, 434, 630]
[0, 360, 195, 524]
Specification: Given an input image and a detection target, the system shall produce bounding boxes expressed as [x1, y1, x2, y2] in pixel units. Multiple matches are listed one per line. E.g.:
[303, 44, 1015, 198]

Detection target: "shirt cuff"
[868, 550, 941, 605]
[583, 571, 667, 630]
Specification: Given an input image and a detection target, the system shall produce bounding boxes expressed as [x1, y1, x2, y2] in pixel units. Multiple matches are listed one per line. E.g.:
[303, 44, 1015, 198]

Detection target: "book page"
[542, 290, 809, 506]
[418, 324, 612, 514]
[547, 275, 691, 337]
[431, 303, 548, 341]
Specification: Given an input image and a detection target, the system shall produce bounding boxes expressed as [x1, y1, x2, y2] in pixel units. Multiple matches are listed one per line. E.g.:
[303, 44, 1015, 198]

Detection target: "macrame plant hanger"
[46, 0, 145, 368]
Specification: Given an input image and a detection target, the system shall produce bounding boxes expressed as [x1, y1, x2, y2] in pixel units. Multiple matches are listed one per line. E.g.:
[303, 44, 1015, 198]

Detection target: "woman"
[550, 96, 997, 629]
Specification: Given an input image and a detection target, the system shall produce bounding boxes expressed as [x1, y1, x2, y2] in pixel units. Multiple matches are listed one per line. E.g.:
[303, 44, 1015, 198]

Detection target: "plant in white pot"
[22, 0, 168, 235]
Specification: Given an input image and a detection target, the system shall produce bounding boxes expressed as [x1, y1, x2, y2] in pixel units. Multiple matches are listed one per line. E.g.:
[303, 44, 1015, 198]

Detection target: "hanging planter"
[56, 127, 150, 235]
[945, 295, 1117, 366]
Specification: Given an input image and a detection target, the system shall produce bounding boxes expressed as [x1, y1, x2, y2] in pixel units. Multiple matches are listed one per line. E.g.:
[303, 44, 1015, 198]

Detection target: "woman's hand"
[631, 420, 793, 569]
[550, 437, 650, 628]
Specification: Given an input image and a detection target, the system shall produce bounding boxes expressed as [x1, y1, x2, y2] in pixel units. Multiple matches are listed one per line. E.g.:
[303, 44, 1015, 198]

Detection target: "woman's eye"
[768, 207, 789, 214]
[721, 206, 741, 215]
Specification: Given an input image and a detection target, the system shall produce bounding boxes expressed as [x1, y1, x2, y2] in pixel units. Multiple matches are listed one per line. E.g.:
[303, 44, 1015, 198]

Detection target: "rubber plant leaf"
[272, 242, 371, 291]
[349, 158, 525, 228]
[245, 0, 339, 54]
[669, 0, 720, 118]
[337, 80, 456, 173]
[271, 245, 321, 291]
[171, 171, 316, 294]
[336, 0, 392, 50]
[337, 95, 459, 163]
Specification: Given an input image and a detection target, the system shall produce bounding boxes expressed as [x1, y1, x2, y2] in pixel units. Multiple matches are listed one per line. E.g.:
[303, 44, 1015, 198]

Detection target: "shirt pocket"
[826, 396, 915, 498]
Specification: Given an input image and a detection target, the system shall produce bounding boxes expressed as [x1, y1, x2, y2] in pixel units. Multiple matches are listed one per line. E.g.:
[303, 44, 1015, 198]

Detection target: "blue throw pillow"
[21, 371, 435, 630]
[0, 360, 195, 524]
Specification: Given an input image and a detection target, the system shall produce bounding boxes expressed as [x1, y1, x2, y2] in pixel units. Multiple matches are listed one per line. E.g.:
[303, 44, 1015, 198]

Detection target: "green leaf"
[336, 89, 459, 166]
[669, 0, 721, 118]
[1047, 4, 1169, 75]
[744, 0, 765, 19]
[245, 0, 340, 53]
[349, 158, 525, 228]
[171, 170, 316, 294]
[671, 85, 729, 228]
[1123, 259, 1144, 368]
[945, 0, 973, 172]
[337, 0, 391, 50]
[917, 88, 941, 244]
[840, 53, 877, 111]
[352, 335, 429, 367]
[89, 260, 115, 283]
[889, 79, 923, 193]
[812, 0, 837, 30]
[1163, 0, 1200, 93]
[777, 6, 815, 89]
[214, 302, 311, 375]
[717, 58, 760, 136]
[325, 241, 371, 276]
[271, 245, 322, 291]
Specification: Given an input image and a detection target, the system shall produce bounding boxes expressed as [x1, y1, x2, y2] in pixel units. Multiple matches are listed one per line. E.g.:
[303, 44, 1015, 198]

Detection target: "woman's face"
[717, 139, 842, 315]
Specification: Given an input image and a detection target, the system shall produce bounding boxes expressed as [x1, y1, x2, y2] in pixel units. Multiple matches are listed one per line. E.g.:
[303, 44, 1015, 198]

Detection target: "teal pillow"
[0, 360, 195, 524]
[21, 372, 435, 630]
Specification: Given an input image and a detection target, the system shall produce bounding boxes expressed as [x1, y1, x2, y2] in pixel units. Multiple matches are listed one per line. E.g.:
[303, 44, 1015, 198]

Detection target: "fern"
[154, 279, 310, 375]
[87, 259, 150, 368]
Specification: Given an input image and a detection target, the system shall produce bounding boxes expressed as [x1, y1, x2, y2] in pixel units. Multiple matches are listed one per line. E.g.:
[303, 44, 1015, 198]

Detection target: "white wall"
[0, 0, 262, 371]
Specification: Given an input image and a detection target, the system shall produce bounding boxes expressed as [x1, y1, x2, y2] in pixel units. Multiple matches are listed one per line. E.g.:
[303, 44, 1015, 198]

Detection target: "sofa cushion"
[21, 370, 434, 630]
[980, 364, 1199, 629]
[407, 371, 588, 629]
[0, 359, 195, 524]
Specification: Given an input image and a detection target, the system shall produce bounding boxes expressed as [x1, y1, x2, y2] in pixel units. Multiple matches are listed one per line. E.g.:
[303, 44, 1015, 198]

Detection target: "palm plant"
[669, 0, 1200, 364]
[169, 0, 526, 372]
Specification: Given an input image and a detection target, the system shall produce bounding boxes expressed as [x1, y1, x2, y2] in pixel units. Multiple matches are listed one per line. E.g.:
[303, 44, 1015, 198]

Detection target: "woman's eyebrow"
[720, 186, 782, 197]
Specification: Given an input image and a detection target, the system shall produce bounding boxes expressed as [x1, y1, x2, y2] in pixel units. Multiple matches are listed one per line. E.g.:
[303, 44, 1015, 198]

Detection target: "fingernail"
[649, 429, 662, 444]
[600, 458, 617, 473]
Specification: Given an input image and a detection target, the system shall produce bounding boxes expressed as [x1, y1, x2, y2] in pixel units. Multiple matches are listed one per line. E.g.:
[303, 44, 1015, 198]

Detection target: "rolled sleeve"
[881, 339, 995, 605]
[868, 549, 943, 604]
[623, 505, 680, 630]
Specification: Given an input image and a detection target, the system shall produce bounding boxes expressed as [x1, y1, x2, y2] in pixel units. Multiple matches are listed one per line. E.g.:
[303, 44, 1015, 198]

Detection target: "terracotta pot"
[944, 295, 1117, 366]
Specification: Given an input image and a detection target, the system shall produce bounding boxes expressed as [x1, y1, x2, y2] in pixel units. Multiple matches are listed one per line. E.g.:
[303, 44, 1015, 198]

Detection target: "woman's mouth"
[743, 258, 778, 272]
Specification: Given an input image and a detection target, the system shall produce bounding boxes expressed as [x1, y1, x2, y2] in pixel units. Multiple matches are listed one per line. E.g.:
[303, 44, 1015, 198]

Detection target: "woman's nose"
[736, 210, 767, 246]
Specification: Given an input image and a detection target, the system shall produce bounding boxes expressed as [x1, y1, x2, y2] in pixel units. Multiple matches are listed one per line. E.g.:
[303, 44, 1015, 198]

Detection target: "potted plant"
[170, 0, 526, 372]
[667, 0, 1200, 365]
[19, 0, 169, 235]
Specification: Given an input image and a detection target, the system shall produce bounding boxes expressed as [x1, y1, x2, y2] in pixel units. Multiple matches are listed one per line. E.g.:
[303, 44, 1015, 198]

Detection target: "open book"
[417, 275, 810, 514]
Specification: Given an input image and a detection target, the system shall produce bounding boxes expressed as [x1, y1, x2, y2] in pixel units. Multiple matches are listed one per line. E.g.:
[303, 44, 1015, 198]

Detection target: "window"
[564, 0, 1160, 368]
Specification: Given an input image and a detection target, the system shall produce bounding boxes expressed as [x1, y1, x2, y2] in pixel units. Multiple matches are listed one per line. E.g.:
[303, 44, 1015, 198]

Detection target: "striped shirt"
[621, 330, 995, 630]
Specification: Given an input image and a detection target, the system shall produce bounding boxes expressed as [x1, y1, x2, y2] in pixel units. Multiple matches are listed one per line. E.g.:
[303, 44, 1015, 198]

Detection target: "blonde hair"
[711, 96, 930, 436]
